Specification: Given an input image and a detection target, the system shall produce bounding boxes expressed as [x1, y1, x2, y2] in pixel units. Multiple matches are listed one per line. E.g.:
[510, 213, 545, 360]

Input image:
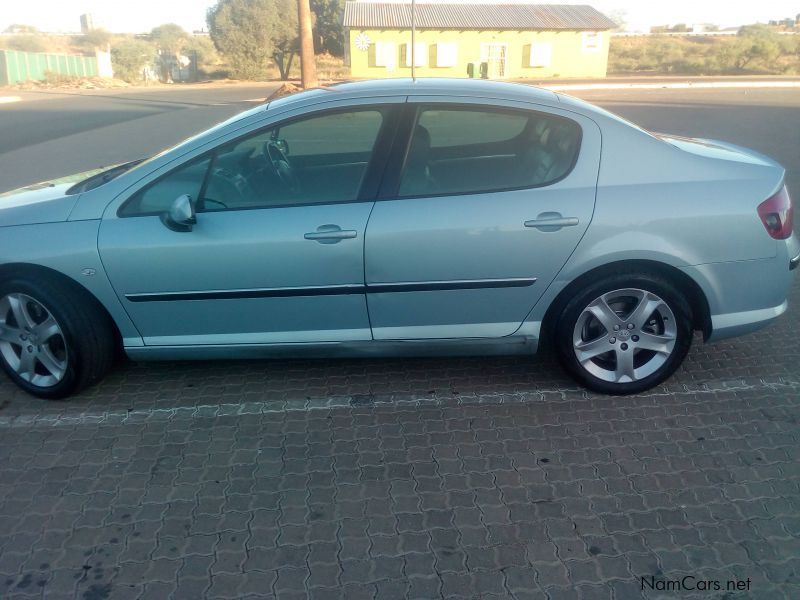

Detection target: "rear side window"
[398, 106, 581, 197]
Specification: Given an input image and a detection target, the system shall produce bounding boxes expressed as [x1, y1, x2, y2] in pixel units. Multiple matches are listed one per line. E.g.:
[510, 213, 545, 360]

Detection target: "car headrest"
[407, 125, 432, 169]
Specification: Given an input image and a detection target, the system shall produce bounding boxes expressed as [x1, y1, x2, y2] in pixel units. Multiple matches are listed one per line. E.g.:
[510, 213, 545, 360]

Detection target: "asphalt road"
[1, 85, 799, 198]
[0, 84, 799, 599]
[0, 84, 281, 193]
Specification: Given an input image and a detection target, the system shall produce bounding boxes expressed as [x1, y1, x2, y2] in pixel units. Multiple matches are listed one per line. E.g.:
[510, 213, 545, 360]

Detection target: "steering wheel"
[262, 141, 299, 195]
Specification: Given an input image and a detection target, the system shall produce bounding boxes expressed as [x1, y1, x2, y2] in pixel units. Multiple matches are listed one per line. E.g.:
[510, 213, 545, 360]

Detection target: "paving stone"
[0, 276, 798, 598]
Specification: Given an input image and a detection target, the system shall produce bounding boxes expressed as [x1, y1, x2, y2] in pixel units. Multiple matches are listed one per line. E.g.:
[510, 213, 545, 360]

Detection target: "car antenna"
[411, 0, 416, 81]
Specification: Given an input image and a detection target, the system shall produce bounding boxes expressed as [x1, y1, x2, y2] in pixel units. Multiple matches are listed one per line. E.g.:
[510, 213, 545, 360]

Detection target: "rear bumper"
[708, 300, 788, 342]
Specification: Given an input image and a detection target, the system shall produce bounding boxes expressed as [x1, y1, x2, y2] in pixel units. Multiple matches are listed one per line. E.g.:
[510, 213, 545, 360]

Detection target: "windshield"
[65, 160, 145, 195]
[105, 103, 272, 185]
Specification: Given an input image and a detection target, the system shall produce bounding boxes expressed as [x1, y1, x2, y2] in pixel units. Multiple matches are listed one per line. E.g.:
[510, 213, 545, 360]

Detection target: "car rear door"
[364, 98, 601, 340]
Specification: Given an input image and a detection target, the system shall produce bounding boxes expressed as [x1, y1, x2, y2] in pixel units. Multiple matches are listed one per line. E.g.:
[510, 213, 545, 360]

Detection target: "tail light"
[757, 185, 793, 240]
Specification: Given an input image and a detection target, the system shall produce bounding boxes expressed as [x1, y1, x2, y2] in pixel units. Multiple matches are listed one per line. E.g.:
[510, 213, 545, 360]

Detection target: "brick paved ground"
[0, 269, 796, 600]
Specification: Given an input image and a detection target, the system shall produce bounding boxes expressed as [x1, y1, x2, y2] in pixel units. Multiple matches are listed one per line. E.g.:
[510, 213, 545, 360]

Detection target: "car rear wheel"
[554, 273, 693, 395]
[0, 276, 115, 399]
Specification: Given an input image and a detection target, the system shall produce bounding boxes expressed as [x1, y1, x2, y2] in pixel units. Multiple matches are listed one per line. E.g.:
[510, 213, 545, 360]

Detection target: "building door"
[480, 43, 508, 78]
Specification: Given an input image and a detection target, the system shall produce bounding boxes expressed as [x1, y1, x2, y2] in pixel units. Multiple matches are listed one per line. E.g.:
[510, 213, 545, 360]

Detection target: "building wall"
[347, 29, 609, 79]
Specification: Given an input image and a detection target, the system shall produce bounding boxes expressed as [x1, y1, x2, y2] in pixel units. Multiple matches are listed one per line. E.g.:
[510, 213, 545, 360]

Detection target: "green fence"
[0, 50, 99, 86]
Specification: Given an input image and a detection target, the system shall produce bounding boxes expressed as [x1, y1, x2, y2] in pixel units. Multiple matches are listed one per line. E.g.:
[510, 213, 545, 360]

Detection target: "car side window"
[120, 109, 385, 217]
[201, 109, 384, 211]
[119, 157, 211, 217]
[398, 106, 582, 197]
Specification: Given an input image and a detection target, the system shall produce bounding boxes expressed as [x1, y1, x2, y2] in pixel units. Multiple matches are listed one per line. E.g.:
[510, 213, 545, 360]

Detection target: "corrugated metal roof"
[343, 3, 617, 31]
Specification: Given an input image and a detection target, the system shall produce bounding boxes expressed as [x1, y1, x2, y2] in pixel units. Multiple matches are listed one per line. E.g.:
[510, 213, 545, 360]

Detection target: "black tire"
[553, 271, 693, 395]
[0, 275, 115, 399]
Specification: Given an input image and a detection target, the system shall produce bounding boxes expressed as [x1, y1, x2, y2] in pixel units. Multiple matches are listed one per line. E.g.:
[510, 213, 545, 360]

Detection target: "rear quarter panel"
[523, 99, 786, 328]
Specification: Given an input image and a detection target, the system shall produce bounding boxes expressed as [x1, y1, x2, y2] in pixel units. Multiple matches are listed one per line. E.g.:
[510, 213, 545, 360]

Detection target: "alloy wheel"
[0, 293, 68, 388]
[572, 288, 677, 384]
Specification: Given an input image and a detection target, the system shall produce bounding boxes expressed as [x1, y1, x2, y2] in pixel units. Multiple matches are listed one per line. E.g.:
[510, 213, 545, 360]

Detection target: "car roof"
[268, 78, 561, 110]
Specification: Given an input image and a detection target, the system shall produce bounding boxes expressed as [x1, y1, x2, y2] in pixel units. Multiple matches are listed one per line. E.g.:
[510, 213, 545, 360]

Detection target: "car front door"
[364, 99, 601, 339]
[99, 104, 399, 346]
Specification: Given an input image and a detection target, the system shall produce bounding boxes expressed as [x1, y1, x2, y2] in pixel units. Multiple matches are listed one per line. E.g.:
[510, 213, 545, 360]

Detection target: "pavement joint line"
[0, 377, 797, 429]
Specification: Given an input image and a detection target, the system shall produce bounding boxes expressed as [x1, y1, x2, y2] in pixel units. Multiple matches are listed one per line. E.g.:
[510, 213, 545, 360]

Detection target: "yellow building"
[343, 2, 617, 79]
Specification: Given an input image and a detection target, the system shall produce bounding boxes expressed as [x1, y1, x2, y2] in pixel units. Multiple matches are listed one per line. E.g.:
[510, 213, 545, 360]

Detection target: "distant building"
[80, 13, 95, 33]
[343, 2, 617, 79]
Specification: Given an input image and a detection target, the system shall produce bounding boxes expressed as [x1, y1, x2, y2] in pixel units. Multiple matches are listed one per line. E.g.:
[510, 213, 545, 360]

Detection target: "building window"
[375, 41, 397, 69]
[403, 42, 427, 67]
[435, 42, 458, 67]
[530, 42, 552, 67]
[582, 32, 601, 53]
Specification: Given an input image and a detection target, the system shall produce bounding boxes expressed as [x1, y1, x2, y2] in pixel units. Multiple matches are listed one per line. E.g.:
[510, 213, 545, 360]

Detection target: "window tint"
[398, 107, 581, 197]
[121, 110, 384, 216]
[202, 110, 383, 210]
[120, 157, 211, 216]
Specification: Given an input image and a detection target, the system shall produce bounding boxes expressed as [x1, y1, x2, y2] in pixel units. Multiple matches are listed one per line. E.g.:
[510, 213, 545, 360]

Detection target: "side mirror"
[160, 194, 196, 232]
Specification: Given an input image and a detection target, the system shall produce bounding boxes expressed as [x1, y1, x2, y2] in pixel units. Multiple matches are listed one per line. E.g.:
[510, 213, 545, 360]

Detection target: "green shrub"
[609, 28, 800, 75]
[110, 38, 157, 82]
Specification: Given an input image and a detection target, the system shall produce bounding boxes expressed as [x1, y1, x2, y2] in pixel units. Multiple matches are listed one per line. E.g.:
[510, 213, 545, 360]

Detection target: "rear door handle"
[304, 224, 358, 244]
[524, 213, 579, 231]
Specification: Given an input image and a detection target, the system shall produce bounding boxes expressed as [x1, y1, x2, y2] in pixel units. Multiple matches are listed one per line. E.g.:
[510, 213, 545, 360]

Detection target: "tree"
[183, 36, 220, 75]
[150, 23, 190, 81]
[111, 38, 156, 82]
[310, 0, 345, 56]
[733, 25, 782, 70]
[150, 23, 190, 56]
[604, 9, 626, 31]
[207, 0, 298, 80]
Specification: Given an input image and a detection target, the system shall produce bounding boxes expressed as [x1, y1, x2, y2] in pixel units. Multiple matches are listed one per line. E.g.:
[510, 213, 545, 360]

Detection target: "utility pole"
[411, 0, 416, 80]
[297, 0, 318, 89]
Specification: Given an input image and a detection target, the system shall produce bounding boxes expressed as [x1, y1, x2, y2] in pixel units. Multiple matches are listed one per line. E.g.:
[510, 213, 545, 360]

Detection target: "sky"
[1, 0, 797, 34]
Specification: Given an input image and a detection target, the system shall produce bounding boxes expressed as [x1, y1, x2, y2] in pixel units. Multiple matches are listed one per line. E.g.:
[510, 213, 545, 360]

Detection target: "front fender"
[0, 220, 143, 347]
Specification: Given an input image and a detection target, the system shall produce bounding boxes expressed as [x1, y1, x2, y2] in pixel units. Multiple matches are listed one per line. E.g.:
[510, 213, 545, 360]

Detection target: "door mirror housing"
[161, 194, 197, 232]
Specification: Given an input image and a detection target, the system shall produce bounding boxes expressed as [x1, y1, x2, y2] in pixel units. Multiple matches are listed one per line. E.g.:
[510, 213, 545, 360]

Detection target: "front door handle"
[304, 224, 358, 244]
[524, 212, 580, 232]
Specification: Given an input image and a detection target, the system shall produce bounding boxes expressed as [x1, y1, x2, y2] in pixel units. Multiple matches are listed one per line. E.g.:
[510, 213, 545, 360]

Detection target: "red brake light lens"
[757, 185, 793, 240]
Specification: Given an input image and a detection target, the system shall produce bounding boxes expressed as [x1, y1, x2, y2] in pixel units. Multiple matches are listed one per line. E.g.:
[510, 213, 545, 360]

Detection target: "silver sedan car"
[0, 79, 797, 399]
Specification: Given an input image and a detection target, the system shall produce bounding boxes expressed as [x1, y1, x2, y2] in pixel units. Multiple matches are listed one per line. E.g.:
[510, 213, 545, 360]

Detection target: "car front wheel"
[554, 273, 693, 395]
[0, 276, 115, 399]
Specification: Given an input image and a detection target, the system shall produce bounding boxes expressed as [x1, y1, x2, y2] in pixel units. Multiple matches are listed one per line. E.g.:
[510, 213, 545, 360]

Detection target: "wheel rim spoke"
[37, 346, 66, 380]
[17, 348, 36, 381]
[586, 296, 623, 333]
[614, 348, 636, 383]
[627, 291, 664, 329]
[636, 331, 675, 354]
[33, 315, 60, 343]
[0, 326, 22, 344]
[575, 334, 612, 362]
[7, 294, 37, 330]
